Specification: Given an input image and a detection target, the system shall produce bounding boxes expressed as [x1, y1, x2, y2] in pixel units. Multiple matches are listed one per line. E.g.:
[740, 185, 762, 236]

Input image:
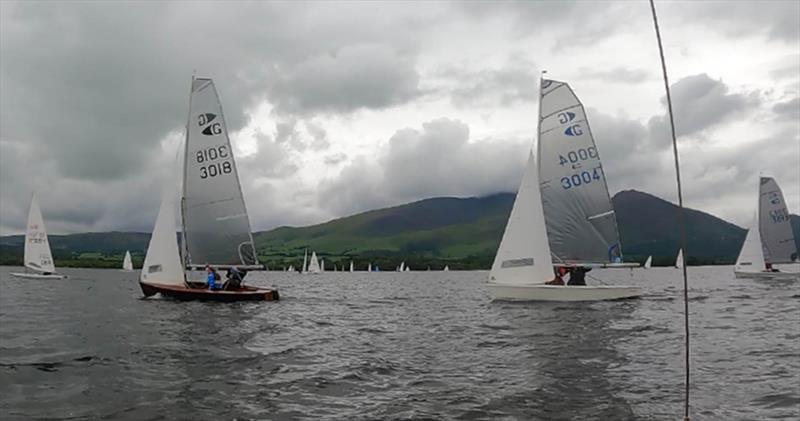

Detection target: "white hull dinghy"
[488, 77, 639, 302]
[10, 193, 67, 280]
[733, 177, 798, 281]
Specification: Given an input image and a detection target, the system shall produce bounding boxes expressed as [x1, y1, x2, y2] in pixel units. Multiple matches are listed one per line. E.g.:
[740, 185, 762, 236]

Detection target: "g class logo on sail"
[564, 124, 582, 136]
[198, 113, 222, 136]
[558, 111, 576, 124]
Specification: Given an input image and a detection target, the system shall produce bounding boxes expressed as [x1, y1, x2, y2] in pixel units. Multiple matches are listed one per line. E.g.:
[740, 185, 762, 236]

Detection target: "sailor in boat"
[567, 267, 589, 286]
[206, 265, 222, 290]
[545, 267, 567, 285]
[223, 267, 247, 290]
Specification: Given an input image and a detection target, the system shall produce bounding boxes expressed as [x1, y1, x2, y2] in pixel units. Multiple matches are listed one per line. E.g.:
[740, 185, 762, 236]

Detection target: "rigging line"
[649, 1, 691, 420]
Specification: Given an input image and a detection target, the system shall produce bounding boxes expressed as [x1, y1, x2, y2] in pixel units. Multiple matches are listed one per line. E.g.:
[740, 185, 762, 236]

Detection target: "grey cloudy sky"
[1, 0, 798, 235]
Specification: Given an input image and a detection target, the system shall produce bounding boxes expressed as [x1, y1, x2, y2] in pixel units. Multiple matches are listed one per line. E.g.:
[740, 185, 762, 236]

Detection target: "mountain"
[2, 190, 799, 269]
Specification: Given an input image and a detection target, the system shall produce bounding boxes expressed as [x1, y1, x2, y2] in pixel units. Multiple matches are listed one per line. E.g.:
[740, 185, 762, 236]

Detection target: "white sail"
[489, 152, 555, 285]
[181, 78, 258, 267]
[405, 265, 410, 272]
[141, 192, 184, 286]
[368, 263, 372, 272]
[302, 249, 308, 273]
[399, 262, 405, 272]
[443, 265, 449, 271]
[307, 251, 321, 274]
[537, 79, 622, 265]
[349, 261, 354, 272]
[644, 255, 652, 269]
[675, 249, 683, 269]
[735, 214, 766, 273]
[122, 251, 133, 271]
[759, 177, 798, 263]
[321, 259, 325, 272]
[23, 193, 56, 273]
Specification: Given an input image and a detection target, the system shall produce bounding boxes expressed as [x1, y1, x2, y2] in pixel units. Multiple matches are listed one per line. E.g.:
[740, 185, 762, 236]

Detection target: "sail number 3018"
[195, 145, 232, 179]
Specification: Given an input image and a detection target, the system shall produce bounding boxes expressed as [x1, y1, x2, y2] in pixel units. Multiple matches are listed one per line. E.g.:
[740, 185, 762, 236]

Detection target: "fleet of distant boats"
[9, 76, 799, 300]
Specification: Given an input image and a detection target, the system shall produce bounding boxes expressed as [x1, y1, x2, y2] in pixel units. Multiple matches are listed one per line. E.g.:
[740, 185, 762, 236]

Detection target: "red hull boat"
[139, 282, 279, 302]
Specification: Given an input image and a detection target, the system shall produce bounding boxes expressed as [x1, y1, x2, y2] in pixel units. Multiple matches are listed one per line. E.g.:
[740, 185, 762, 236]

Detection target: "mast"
[180, 74, 194, 267]
[649, 1, 691, 419]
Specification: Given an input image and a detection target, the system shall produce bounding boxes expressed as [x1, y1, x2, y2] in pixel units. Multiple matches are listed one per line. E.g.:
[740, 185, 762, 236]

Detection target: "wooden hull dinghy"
[139, 77, 279, 303]
[139, 282, 278, 302]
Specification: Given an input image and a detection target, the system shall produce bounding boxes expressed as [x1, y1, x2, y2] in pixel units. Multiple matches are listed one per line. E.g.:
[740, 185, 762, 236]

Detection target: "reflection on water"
[0, 266, 797, 420]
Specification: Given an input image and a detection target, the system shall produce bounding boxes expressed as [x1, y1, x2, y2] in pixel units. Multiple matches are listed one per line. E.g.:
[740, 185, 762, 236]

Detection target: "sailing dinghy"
[675, 249, 683, 269]
[306, 251, 321, 274]
[10, 194, 67, 280]
[488, 78, 639, 301]
[122, 250, 133, 271]
[644, 255, 652, 269]
[139, 77, 278, 301]
[734, 177, 799, 280]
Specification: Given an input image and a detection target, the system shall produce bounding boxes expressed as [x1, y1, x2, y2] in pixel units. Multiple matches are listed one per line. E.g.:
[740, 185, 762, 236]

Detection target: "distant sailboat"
[368, 263, 372, 272]
[488, 77, 639, 301]
[349, 261, 354, 273]
[302, 249, 308, 273]
[404, 265, 410, 272]
[399, 262, 405, 272]
[122, 250, 134, 271]
[306, 251, 321, 274]
[321, 259, 326, 272]
[10, 194, 67, 280]
[644, 256, 652, 269]
[139, 77, 278, 301]
[675, 249, 683, 269]
[443, 265, 449, 272]
[734, 177, 799, 280]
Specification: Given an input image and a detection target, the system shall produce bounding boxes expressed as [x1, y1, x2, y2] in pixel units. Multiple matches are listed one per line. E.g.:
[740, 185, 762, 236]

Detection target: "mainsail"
[489, 152, 554, 285]
[23, 194, 56, 273]
[758, 177, 798, 263]
[181, 78, 258, 267]
[735, 214, 766, 273]
[537, 79, 622, 264]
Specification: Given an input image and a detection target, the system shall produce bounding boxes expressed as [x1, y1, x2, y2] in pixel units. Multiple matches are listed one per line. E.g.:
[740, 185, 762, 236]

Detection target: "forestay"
[182, 78, 258, 267]
[758, 177, 797, 263]
[537, 79, 622, 264]
[489, 152, 554, 285]
[23, 194, 55, 273]
[735, 214, 765, 273]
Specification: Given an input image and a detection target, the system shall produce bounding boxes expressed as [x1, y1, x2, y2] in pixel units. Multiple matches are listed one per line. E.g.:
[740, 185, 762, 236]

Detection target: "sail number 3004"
[195, 145, 232, 179]
[561, 167, 603, 189]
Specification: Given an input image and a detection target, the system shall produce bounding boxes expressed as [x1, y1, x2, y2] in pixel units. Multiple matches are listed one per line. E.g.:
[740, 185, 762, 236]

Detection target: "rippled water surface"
[1, 266, 798, 420]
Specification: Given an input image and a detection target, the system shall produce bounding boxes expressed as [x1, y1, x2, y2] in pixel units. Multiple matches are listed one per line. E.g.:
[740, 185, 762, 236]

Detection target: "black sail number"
[196, 145, 232, 179]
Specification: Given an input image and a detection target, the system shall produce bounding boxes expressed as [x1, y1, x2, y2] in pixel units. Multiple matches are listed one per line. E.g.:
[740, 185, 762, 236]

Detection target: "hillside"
[2, 190, 799, 269]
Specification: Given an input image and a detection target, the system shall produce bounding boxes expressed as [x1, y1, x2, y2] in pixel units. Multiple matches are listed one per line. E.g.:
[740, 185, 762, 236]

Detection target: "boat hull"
[139, 282, 279, 302]
[487, 283, 641, 301]
[9, 272, 68, 280]
[734, 270, 799, 281]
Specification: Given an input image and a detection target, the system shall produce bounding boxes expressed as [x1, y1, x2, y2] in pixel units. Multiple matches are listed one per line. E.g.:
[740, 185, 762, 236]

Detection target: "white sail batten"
[537, 79, 622, 265]
[759, 177, 798, 264]
[141, 192, 184, 286]
[182, 78, 258, 267]
[489, 152, 555, 285]
[123, 251, 133, 271]
[735, 214, 766, 273]
[23, 194, 56, 273]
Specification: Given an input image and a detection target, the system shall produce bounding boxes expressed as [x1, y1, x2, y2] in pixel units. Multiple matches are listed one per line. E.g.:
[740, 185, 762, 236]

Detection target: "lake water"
[0, 266, 798, 420]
